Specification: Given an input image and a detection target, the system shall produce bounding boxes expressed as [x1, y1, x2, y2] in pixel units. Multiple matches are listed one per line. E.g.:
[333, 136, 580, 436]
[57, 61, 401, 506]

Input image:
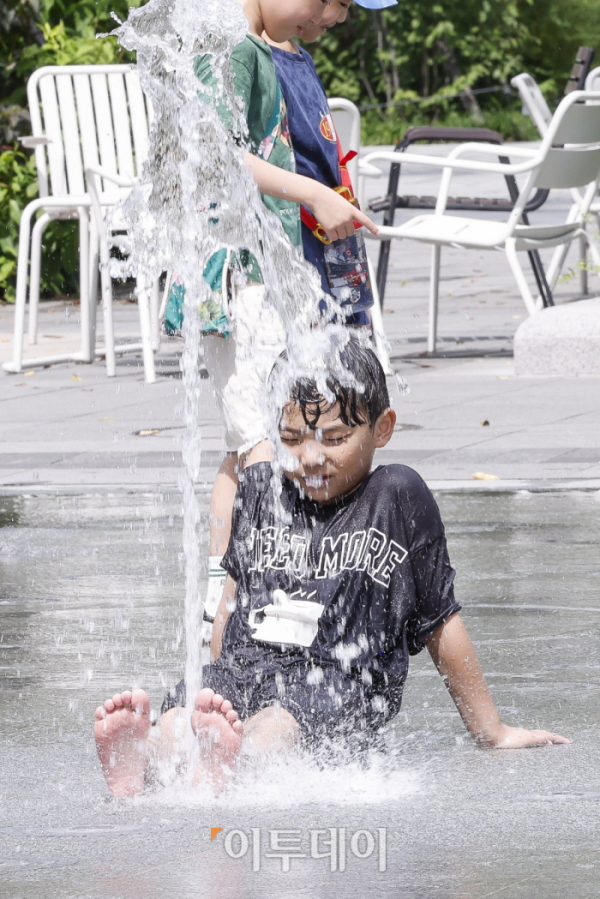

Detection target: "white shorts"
[202, 284, 286, 457]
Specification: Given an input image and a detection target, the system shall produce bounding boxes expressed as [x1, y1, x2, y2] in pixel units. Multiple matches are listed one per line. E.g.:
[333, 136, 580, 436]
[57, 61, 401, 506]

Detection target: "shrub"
[0, 145, 78, 302]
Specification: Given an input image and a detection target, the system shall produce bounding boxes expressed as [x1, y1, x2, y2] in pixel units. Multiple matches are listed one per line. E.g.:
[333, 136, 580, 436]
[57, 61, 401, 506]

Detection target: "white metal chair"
[362, 90, 600, 352]
[586, 67, 600, 91]
[328, 97, 391, 374]
[86, 166, 160, 381]
[511, 73, 553, 136]
[328, 97, 384, 212]
[3, 64, 160, 382]
[512, 64, 600, 296]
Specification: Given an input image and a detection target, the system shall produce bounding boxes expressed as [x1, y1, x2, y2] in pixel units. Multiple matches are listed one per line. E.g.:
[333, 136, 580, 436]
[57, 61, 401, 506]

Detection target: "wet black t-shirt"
[221, 462, 460, 723]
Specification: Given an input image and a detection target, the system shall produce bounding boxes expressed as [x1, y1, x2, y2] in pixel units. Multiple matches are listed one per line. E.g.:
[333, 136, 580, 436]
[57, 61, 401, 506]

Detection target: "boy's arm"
[244, 153, 379, 243]
[426, 613, 570, 748]
[210, 575, 236, 662]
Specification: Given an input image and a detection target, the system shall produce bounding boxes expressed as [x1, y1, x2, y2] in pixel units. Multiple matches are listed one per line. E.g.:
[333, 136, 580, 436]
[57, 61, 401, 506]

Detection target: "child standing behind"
[267, 0, 398, 327]
[201, 0, 380, 635]
[203, 0, 396, 639]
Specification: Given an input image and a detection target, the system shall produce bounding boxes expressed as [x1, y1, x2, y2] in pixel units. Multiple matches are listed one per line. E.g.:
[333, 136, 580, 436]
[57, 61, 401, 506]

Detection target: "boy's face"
[300, 0, 352, 42]
[280, 399, 395, 504]
[260, 0, 329, 43]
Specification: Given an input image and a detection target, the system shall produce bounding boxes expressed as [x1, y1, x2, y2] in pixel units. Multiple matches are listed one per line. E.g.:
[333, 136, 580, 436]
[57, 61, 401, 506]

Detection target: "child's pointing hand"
[308, 182, 379, 241]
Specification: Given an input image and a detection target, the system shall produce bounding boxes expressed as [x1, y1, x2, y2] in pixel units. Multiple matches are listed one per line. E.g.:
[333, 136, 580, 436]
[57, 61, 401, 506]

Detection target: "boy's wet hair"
[289, 338, 390, 430]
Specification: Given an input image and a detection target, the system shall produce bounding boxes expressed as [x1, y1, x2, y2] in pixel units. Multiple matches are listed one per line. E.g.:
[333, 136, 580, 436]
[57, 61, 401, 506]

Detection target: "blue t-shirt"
[271, 45, 368, 326]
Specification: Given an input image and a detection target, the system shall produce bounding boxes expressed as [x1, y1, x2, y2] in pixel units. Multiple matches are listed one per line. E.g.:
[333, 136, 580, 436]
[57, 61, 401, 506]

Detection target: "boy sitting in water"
[94, 339, 568, 797]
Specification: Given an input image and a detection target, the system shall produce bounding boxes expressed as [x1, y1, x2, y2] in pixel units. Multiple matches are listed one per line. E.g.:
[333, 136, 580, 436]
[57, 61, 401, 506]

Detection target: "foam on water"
[142, 749, 421, 809]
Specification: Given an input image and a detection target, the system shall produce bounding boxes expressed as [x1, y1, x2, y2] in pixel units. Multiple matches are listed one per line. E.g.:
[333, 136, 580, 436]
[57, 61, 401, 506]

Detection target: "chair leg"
[578, 230, 600, 285]
[137, 277, 157, 384]
[150, 278, 161, 353]
[544, 242, 572, 294]
[538, 203, 580, 296]
[99, 231, 116, 378]
[366, 254, 392, 375]
[78, 208, 92, 363]
[2, 202, 37, 373]
[428, 244, 441, 353]
[579, 234, 588, 296]
[27, 213, 51, 346]
[88, 219, 99, 358]
[505, 239, 538, 316]
[588, 222, 600, 274]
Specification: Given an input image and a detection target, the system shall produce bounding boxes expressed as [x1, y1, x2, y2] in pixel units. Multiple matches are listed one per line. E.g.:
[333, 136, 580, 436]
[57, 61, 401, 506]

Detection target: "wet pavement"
[1, 144, 599, 494]
[1, 490, 600, 898]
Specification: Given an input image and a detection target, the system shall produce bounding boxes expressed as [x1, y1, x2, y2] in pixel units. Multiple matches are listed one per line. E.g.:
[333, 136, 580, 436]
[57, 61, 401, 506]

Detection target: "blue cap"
[354, 0, 398, 8]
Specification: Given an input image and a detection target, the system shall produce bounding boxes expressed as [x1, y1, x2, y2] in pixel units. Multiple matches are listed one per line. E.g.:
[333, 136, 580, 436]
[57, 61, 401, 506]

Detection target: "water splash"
[108, 0, 337, 704]
[143, 747, 422, 809]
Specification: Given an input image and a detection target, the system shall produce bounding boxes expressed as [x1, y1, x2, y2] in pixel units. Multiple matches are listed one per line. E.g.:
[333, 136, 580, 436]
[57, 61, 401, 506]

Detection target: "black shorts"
[160, 658, 389, 745]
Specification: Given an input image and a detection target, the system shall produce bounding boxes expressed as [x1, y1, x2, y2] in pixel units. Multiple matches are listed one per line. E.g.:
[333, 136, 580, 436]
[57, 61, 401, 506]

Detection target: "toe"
[211, 693, 224, 711]
[194, 688, 215, 713]
[220, 699, 233, 715]
[104, 699, 115, 713]
[130, 689, 150, 715]
[112, 693, 124, 709]
[232, 720, 243, 735]
[225, 709, 239, 724]
[121, 690, 133, 706]
[95, 705, 106, 720]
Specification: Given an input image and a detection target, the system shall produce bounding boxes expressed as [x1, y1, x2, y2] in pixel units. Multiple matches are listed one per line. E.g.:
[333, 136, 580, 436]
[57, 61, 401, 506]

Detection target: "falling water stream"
[108, 0, 336, 704]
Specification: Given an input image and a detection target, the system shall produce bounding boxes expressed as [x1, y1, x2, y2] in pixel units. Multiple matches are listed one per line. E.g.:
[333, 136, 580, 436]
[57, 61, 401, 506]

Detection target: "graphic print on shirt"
[259, 93, 292, 163]
[319, 110, 337, 143]
[248, 587, 325, 648]
[248, 525, 408, 587]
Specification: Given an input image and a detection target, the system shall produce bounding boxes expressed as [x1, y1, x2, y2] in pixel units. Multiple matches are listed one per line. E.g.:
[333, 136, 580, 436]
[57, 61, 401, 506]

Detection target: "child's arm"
[210, 575, 236, 661]
[245, 153, 379, 242]
[426, 613, 570, 748]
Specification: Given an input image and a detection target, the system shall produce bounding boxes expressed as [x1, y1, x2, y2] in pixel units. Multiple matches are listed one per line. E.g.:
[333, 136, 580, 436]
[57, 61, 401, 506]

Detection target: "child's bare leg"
[243, 704, 300, 755]
[191, 688, 243, 790]
[94, 690, 151, 798]
[208, 442, 273, 556]
[190, 689, 298, 790]
[209, 453, 238, 556]
[205, 443, 273, 654]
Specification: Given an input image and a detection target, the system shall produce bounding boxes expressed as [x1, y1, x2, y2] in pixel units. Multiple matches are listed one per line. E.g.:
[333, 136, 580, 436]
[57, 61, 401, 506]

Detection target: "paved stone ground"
[1, 143, 599, 495]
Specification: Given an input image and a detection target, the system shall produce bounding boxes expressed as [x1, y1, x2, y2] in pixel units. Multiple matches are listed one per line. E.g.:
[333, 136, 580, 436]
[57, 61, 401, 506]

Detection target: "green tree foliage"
[0, 145, 78, 301]
[309, 0, 600, 143]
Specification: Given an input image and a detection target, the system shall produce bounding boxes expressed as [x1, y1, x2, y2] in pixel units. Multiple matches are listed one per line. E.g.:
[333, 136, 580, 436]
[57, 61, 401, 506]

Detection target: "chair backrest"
[534, 90, 600, 190]
[511, 48, 596, 138]
[510, 73, 553, 136]
[585, 65, 600, 92]
[328, 97, 361, 191]
[27, 64, 153, 202]
[564, 46, 595, 94]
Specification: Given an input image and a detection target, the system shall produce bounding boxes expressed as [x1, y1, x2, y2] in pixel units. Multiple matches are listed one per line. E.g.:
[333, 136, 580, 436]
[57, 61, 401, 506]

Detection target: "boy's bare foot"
[94, 689, 151, 797]
[191, 688, 243, 790]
